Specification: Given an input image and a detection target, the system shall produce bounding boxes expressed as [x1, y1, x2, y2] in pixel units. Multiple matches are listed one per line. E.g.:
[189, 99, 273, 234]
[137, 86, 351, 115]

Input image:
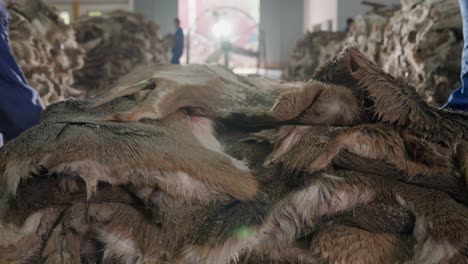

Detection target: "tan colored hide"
[0, 47, 467, 264]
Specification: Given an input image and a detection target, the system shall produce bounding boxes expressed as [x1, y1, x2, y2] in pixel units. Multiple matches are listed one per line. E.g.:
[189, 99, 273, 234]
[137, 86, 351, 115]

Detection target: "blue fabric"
[171, 27, 184, 64]
[0, 2, 42, 141]
[443, 0, 468, 110]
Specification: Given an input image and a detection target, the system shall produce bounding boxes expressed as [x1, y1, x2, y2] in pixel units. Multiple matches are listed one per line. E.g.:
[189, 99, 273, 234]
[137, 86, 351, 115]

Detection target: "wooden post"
[72, 0, 80, 20]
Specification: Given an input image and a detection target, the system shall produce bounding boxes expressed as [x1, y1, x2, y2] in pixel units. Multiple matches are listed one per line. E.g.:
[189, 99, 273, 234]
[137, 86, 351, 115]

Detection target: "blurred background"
[43, 0, 399, 76]
[9, 0, 461, 106]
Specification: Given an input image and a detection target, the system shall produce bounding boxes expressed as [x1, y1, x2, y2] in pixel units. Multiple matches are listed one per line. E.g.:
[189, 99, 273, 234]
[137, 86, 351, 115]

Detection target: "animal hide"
[381, 0, 463, 105]
[282, 31, 346, 82]
[0, 47, 468, 264]
[285, 0, 462, 105]
[72, 10, 170, 97]
[344, 3, 399, 65]
[7, 0, 84, 107]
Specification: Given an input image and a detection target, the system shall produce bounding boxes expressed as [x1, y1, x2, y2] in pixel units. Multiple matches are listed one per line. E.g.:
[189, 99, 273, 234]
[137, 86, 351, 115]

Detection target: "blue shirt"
[0, 2, 42, 141]
[172, 27, 184, 57]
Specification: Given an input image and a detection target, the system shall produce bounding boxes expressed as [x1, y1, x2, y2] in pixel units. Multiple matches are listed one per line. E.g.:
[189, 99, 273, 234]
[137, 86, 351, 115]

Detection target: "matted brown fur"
[89, 64, 360, 128]
[0, 103, 258, 201]
[311, 224, 413, 263]
[1, 47, 468, 263]
[324, 47, 468, 144]
[253, 124, 453, 178]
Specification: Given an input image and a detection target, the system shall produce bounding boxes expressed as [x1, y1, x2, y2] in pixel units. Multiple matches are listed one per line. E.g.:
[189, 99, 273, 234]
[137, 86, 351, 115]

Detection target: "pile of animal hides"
[343, 1, 398, 65]
[7, 0, 84, 107]
[1, 47, 468, 264]
[381, 0, 463, 105]
[282, 31, 346, 82]
[284, 0, 463, 105]
[72, 10, 169, 97]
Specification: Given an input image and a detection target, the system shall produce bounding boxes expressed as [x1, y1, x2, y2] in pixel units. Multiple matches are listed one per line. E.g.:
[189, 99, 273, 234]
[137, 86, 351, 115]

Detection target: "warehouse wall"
[304, 0, 401, 33]
[337, 0, 400, 31]
[303, 0, 338, 32]
[260, 0, 303, 69]
[134, 0, 178, 36]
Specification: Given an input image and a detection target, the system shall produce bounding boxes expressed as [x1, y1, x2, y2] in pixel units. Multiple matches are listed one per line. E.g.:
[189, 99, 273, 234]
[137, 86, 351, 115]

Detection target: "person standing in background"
[0, 0, 42, 146]
[344, 18, 354, 33]
[171, 18, 184, 64]
[443, 0, 468, 110]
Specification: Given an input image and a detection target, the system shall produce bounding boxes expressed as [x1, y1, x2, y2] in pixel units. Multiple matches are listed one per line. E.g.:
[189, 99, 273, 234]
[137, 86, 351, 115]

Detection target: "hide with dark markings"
[0, 47, 467, 264]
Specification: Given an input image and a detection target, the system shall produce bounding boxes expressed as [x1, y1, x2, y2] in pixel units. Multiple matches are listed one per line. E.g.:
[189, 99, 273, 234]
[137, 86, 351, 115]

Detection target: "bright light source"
[212, 20, 232, 40]
[59, 11, 70, 24]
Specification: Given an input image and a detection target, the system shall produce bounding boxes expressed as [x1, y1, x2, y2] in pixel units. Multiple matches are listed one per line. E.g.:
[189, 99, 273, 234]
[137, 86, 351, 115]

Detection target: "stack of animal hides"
[72, 10, 169, 97]
[343, 2, 398, 65]
[1, 47, 467, 263]
[380, 0, 463, 105]
[285, 0, 463, 105]
[7, 0, 84, 107]
[282, 31, 346, 82]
